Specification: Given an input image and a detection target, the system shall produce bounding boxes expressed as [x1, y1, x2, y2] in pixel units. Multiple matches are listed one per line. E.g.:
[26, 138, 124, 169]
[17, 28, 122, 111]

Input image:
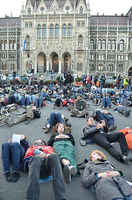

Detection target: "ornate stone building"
[0, 17, 21, 74]
[21, 0, 90, 75]
[89, 10, 132, 77]
[1, 0, 132, 76]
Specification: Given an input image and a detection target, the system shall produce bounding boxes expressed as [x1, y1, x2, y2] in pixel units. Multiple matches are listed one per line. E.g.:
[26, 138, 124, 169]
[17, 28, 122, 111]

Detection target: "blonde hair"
[89, 150, 107, 161]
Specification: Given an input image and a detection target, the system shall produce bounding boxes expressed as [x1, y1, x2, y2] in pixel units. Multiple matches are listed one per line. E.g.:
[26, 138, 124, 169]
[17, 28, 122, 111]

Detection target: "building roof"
[29, 0, 86, 9]
[0, 17, 21, 27]
[90, 15, 128, 25]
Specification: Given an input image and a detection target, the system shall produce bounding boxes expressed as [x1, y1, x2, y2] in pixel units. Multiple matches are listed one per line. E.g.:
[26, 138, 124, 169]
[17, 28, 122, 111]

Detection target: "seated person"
[93, 109, 116, 131]
[24, 139, 67, 200]
[82, 150, 132, 200]
[48, 123, 77, 184]
[70, 95, 88, 118]
[80, 117, 130, 164]
[2, 134, 29, 182]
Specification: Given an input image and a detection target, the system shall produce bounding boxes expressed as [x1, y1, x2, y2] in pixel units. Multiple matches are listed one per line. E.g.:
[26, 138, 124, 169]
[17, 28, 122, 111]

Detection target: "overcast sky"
[0, 0, 131, 17]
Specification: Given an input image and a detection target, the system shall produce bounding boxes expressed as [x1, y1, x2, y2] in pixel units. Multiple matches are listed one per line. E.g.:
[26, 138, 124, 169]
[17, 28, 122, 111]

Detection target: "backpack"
[33, 109, 41, 118]
[120, 128, 132, 150]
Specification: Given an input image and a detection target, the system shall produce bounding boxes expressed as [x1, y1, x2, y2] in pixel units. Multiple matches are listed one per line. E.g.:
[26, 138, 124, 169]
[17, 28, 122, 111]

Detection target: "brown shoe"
[42, 127, 49, 134]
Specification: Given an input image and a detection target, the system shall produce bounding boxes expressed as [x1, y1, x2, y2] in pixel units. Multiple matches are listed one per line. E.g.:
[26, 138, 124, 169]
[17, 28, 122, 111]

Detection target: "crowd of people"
[1, 71, 132, 200]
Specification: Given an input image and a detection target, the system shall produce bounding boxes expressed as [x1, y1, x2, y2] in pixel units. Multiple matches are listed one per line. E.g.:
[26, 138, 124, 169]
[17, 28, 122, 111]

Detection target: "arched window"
[0, 41, 2, 50]
[42, 24, 47, 38]
[108, 40, 111, 50]
[62, 24, 66, 37]
[50, 24, 54, 37]
[108, 64, 114, 72]
[1, 41, 4, 50]
[78, 35, 83, 47]
[112, 40, 116, 50]
[67, 24, 72, 37]
[119, 39, 124, 51]
[102, 40, 106, 50]
[29, 22, 32, 28]
[98, 40, 102, 50]
[77, 63, 83, 71]
[9, 40, 12, 50]
[90, 39, 94, 50]
[130, 38, 132, 51]
[12, 40, 16, 50]
[80, 6, 83, 14]
[28, 8, 31, 15]
[55, 24, 59, 38]
[37, 24, 41, 39]
[118, 64, 123, 72]
[25, 22, 28, 28]
[4, 40, 7, 50]
[25, 35, 30, 50]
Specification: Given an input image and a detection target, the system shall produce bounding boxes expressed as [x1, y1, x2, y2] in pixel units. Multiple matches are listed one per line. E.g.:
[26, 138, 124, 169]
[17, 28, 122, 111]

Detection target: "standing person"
[100, 73, 106, 89]
[48, 123, 77, 184]
[64, 72, 74, 86]
[24, 139, 67, 200]
[82, 150, 132, 200]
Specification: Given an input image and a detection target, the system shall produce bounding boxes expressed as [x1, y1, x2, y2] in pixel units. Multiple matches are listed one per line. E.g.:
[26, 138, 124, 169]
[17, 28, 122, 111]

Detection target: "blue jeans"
[35, 97, 43, 108]
[48, 112, 64, 127]
[96, 110, 114, 128]
[2, 142, 25, 174]
[102, 96, 111, 108]
[26, 154, 67, 200]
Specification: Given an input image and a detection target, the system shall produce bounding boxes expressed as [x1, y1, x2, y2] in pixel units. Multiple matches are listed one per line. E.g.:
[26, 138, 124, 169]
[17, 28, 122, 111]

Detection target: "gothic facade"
[0, 17, 21, 74]
[1, 0, 132, 76]
[21, 0, 90, 75]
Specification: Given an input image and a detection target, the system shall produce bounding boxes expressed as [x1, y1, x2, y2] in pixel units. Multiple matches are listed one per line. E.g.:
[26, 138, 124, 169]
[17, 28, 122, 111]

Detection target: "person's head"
[89, 150, 106, 162]
[87, 117, 96, 126]
[33, 139, 47, 146]
[56, 123, 65, 134]
[77, 95, 81, 100]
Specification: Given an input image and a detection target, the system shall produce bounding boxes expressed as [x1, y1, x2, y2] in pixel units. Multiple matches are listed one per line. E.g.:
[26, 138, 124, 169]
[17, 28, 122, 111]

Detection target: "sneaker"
[11, 172, 20, 182]
[122, 155, 129, 164]
[4, 172, 12, 182]
[63, 165, 71, 184]
[79, 138, 87, 146]
[42, 125, 50, 134]
[69, 165, 77, 176]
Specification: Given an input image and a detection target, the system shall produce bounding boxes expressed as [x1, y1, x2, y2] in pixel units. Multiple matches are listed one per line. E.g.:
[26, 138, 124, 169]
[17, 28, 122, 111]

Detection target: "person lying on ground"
[92, 109, 117, 132]
[47, 123, 77, 184]
[82, 149, 132, 200]
[80, 117, 131, 164]
[70, 95, 88, 118]
[43, 112, 71, 134]
[24, 139, 67, 200]
[2, 134, 29, 182]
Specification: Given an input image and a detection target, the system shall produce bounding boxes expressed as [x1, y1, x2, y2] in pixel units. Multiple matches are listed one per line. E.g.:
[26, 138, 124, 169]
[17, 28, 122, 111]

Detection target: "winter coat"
[82, 160, 132, 200]
[48, 134, 77, 168]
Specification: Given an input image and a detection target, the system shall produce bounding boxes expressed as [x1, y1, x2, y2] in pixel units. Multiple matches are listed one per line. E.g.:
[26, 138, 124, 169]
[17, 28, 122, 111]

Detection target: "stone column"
[59, 58, 61, 73]
[46, 57, 49, 71]
[34, 53, 37, 74]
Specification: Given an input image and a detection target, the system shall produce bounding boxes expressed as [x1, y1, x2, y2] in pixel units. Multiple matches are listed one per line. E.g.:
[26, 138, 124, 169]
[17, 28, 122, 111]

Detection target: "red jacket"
[24, 145, 55, 159]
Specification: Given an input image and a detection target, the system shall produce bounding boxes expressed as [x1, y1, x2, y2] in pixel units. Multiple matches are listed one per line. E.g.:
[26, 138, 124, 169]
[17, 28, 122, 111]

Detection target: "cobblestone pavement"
[0, 102, 132, 200]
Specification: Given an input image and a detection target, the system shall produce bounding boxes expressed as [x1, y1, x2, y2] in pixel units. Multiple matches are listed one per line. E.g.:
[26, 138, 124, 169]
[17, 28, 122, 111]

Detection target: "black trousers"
[92, 132, 129, 162]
